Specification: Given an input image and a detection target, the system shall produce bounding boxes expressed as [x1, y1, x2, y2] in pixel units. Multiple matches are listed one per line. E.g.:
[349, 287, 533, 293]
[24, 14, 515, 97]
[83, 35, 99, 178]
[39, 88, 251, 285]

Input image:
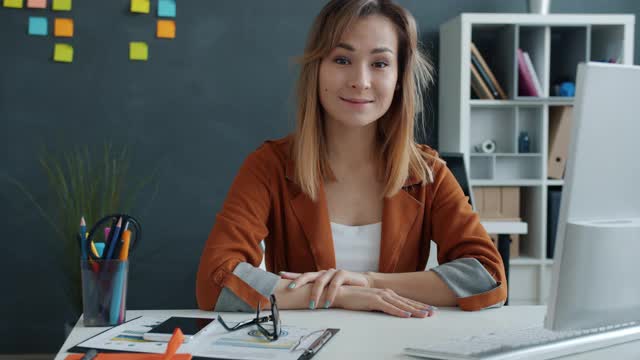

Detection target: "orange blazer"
[196, 136, 507, 311]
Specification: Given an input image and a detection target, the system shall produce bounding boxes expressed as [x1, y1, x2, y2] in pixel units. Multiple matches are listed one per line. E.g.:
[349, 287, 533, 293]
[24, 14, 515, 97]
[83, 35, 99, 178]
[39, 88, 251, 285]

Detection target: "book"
[523, 52, 543, 96]
[547, 188, 562, 259]
[471, 53, 499, 98]
[517, 48, 539, 96]
[470, 61, 494, 100]
[470, 42, 507, 99]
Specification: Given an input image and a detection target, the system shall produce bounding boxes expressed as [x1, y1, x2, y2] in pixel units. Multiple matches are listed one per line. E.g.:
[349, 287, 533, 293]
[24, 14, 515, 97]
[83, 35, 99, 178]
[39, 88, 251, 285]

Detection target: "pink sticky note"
[27, 0, 46, 8]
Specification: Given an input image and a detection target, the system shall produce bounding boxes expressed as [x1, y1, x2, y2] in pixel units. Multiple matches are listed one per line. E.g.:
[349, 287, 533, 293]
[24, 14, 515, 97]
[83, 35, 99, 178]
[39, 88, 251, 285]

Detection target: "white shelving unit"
[438, 13, 635, 305]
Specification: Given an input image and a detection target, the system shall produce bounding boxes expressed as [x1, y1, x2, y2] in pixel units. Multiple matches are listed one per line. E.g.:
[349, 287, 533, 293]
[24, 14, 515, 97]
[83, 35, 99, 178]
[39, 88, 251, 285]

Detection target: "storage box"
[489, 234, 520, 258]
[473, 186, 521, 220]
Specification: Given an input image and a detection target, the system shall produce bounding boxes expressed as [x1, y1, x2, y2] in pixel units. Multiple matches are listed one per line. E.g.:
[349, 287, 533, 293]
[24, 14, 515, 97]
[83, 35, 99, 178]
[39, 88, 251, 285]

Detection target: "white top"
[330, 221, 382, 272]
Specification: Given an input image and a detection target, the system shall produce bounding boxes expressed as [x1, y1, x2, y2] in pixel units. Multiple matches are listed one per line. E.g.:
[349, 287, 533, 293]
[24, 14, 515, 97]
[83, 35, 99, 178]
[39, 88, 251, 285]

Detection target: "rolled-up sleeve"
[215, 262, 280, 312]
[196, 145, 278, 312]
[427, 160, 507, 311]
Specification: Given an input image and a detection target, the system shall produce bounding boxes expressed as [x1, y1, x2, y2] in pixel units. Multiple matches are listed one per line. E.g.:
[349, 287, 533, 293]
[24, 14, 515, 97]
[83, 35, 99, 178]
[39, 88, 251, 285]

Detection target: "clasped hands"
[279, 269, 436, 318]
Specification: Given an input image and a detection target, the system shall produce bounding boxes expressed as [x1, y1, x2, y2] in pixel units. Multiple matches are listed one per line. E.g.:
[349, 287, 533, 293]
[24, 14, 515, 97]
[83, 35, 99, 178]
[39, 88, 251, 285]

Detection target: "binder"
[548, 106, 573, 179]
[470, 42, 508, 99]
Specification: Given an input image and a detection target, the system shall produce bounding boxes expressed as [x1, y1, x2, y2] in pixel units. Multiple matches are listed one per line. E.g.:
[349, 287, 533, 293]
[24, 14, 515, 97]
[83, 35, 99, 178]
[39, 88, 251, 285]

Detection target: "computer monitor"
[545, 62, 640, 331]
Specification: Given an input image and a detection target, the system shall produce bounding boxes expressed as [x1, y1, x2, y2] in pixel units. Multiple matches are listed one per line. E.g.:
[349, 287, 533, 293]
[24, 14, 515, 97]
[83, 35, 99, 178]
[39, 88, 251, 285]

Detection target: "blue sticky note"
[28, 16, 48, 36]
[157, 0, 175, 17]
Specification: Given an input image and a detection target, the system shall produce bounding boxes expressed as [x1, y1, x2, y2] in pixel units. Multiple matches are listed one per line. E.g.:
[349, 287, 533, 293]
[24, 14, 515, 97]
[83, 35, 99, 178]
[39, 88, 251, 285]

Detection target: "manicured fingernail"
[309, 300, 316, 309]
[288, 283, 296, 289]
[419, 310, 429, 314]
[279, 271, 286, 275]
[324, 300, 331, 309]
[404, 311, 412, 317]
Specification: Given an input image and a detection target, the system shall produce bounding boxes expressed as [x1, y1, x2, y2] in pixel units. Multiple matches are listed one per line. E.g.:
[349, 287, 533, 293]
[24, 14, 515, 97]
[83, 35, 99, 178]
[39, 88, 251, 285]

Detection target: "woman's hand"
[333, 285, 436, 318]
[280, 269, 372, 309]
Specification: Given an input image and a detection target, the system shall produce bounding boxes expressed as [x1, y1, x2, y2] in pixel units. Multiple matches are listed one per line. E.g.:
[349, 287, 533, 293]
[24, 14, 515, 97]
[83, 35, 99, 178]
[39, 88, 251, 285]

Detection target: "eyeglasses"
[217, 294, 282, 341]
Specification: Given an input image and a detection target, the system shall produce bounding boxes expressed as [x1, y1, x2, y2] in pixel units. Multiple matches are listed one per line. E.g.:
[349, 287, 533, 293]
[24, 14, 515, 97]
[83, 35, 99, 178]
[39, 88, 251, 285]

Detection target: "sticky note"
[3, 0, 23, 8]
[157, 0, 175, 18]
[53, 43, 73, 63]
[129, 42, 148, 61]
[52, 0, 70, 11]
[28, 16, 48, 36]
[156, 19, 175, 39]
[27, 0, 46, 8]
[28, 17, 48, 36]
[54, 18, 73, 37]
[130, 0, 149, 14]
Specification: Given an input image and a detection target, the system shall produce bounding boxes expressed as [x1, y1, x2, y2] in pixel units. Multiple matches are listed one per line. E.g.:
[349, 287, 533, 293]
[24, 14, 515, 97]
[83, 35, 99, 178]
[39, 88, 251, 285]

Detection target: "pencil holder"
[80, 260, 129, 326]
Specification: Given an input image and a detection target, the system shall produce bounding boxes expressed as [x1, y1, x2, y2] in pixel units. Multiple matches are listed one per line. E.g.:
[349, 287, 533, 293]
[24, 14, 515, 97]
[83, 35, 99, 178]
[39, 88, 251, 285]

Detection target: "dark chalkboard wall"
[1, 0, 638, 353]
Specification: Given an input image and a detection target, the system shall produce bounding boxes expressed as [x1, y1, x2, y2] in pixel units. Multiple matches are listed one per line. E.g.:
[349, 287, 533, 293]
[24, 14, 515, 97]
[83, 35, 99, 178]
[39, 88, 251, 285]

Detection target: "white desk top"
[55, 306, 640, 360]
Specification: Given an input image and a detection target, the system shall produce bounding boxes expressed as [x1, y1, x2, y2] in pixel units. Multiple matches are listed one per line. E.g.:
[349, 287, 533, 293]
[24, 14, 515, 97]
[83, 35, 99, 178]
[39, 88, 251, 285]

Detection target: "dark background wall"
[1, 0, 638, 354]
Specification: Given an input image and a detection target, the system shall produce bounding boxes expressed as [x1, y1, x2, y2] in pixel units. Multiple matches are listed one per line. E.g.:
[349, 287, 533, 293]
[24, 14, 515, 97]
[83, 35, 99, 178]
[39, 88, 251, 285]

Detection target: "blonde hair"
[292, 0, 436, 201]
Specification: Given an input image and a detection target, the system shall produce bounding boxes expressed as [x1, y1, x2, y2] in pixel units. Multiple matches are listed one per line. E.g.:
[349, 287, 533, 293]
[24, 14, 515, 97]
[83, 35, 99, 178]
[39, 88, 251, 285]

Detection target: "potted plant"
[8, 143, 158, 327]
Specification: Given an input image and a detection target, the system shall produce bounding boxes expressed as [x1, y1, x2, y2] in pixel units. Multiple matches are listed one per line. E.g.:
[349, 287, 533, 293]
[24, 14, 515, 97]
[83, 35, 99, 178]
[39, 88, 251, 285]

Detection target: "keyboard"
[404, 321, 640, 360]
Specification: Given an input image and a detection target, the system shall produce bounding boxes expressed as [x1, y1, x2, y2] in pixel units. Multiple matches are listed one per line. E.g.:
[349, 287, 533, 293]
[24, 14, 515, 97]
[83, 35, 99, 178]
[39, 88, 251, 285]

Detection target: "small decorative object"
[528, 0, 551, 14]
[559, 82, 575, 97]
[518, 131, 531, 153]
[474, 139, 496, 154]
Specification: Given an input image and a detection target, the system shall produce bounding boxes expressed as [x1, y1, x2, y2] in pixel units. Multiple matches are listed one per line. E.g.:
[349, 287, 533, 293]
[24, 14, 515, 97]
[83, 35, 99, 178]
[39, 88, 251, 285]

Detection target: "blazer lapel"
[286, 159, 336, 271]
[378, 178, 424, 273]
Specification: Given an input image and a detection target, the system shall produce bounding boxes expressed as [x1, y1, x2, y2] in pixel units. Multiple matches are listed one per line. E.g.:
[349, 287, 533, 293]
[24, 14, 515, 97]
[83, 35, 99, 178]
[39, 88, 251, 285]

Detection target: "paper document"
[73, 316, 330, 360]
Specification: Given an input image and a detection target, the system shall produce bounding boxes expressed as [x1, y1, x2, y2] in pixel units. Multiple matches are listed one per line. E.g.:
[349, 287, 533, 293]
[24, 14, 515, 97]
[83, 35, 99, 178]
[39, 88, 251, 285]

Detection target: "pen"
[110, 229, 131, 324]
[104, 227, 111, 243]
[305, 329, 332, 355]
[103, 217, 122, 261]
[79, 217, 87, 261]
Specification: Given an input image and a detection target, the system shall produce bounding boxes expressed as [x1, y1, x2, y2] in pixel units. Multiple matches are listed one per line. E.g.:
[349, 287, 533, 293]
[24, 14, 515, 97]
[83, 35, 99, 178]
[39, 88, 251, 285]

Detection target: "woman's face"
[318, 15, 399, 129]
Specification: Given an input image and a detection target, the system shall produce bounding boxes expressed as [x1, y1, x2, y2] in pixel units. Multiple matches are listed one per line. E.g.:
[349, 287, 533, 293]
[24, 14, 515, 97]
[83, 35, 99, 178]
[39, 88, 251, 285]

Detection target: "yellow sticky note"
[3, 0, 24, 8]
[156, 19, 175, 39]
[54, 18, 73, 37]
[129, 42, 148, 61]
[53, 43, 73, 63]
[52, 0, 70, 11]
[130, 0, 149, 13]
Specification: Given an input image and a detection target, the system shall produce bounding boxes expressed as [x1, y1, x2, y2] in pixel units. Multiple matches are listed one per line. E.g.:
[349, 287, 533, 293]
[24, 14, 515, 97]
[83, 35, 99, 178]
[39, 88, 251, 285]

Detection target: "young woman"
[197, 0, 506, 318]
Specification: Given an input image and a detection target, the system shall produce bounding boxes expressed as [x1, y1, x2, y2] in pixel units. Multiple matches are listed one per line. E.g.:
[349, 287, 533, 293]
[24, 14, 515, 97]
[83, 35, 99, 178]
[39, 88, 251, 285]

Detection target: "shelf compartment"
[471, 24, 516, 98]
[550, 27, 588, 96]
[520, 186, 545, 259]
[517, 106, 543, 153]
[510, 265, 540, 303]
[494, 155, 542, 180]
[590, 25, 625, 63]
[470, 107, 516, 154]
[515, 26, 548, 98]
[470, 155, 494, 180]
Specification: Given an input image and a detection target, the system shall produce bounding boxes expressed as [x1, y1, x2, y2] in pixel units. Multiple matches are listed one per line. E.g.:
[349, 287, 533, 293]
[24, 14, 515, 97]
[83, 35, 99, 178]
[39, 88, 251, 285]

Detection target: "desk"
[56, 306, 640, 359]
[481, 220, 528, 305]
